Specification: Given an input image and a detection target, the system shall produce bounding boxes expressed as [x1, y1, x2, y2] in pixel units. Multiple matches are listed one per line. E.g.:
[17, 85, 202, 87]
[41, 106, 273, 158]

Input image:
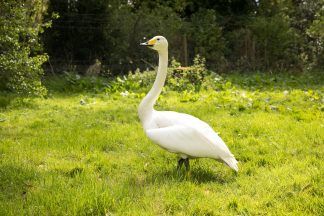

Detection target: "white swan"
[139, 36, 238, 172]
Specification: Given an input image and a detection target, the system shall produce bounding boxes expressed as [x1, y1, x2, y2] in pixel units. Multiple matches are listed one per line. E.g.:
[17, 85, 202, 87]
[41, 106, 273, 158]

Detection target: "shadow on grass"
[0, 93, 40, 110]
[223, 71, 324, 91]
[0, 164, 38, 201]
[145, 166, 237, 184]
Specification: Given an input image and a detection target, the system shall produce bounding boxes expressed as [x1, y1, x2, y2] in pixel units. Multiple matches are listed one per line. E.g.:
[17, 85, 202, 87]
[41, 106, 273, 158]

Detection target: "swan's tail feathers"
[223, 156, 238, 172]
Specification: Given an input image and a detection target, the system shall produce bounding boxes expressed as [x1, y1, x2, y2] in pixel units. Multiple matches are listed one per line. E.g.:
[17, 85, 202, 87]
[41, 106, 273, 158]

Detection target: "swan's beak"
[140, 38, 156, 47]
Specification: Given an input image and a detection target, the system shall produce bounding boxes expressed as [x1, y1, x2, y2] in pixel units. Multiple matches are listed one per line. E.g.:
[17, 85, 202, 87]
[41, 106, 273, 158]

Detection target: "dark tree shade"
[42, 0, 323, 74]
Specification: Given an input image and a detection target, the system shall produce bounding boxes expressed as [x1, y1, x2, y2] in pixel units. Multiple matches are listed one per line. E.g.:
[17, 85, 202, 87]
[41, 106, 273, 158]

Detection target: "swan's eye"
[157, 38, 160, 41]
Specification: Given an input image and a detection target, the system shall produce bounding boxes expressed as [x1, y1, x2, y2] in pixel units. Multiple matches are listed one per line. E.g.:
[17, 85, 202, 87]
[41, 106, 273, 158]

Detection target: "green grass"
[0, 72, 323, 215]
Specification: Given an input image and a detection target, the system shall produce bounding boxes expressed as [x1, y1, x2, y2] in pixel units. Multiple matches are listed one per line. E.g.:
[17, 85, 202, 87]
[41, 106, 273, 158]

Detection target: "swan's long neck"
[138, 49, 168, 127]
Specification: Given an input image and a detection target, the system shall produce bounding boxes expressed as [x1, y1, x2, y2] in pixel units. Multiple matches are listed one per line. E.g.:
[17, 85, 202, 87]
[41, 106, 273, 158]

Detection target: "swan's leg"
[184, 158, 190, 171]
[184, 158, 191, 178]
[177, 158, 185, 170]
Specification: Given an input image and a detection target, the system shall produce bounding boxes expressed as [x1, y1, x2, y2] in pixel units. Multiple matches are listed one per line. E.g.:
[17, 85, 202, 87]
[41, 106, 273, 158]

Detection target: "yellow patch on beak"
[148, 39, 157, 46]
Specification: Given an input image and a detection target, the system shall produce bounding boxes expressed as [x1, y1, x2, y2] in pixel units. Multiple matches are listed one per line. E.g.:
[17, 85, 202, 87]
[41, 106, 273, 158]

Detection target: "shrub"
[167, 55, 208, 92]
[0, 0, 49, 96]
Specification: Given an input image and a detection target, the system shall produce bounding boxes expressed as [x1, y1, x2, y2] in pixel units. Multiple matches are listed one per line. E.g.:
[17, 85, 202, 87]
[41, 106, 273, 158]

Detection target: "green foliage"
[307, 7, 324, 39]
[0, 0, 48, 96]
[44, 1, 182, 74]
[5, 0, 322, 97]
[248, 15, 299, 70]
[167, 55, 208, 92]
[0, 95, 11, 108]
[306, 5, 324, 68]
[44, 72, 110, 93]
[44, 55, 210, 94]
[0, 73, 323, 215]
[189, 9, 225, 70]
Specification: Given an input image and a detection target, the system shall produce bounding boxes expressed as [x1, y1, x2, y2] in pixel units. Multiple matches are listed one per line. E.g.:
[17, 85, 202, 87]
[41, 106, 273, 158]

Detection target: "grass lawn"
[0, 73, 323, 215]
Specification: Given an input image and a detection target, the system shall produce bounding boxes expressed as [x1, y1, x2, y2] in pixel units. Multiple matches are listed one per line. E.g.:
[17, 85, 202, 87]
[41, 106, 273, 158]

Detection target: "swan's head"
[140, 36, 168, 52]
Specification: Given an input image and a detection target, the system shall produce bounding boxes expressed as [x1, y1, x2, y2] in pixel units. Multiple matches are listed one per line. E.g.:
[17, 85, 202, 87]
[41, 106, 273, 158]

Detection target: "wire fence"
[43, 59, 153, 75]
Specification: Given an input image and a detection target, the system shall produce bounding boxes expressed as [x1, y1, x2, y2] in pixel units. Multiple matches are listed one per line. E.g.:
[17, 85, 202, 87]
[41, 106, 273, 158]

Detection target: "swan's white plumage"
[139, 36, 238, 172]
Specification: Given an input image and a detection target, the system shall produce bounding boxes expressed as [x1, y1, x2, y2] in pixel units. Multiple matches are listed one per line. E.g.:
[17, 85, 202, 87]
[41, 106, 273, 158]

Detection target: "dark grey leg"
[184, 158, 190, 171]
[177, 158, 184, 170]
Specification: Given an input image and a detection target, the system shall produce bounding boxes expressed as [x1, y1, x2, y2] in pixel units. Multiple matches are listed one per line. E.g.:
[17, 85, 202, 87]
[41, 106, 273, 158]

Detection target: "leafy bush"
[109, 69, 156, 93]
[103, 55, 210, 93]
[43, 55, 210, 94]
[167, 55, 208, 92]
[0, 0, 49, 96]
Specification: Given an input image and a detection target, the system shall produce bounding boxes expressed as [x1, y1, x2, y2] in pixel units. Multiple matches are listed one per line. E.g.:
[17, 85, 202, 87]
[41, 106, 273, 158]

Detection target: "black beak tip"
[140, 42, 153, 48]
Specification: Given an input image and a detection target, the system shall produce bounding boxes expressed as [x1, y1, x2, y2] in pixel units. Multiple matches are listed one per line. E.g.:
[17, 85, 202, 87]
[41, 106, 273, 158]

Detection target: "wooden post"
[252, 37, 256, 70]
[264, 39, 268, 69]
[183, 34, 188, 67]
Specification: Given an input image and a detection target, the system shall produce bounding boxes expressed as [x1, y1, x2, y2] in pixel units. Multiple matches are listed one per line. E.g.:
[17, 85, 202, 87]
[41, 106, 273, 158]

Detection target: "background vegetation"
[0, 0, 323, 96]
[44, 0, 324, 73]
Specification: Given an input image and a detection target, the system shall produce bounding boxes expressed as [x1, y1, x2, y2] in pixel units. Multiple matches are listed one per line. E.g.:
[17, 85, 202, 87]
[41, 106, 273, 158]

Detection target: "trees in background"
[44, 0, 323, 74]
[0, 0, 323, 95]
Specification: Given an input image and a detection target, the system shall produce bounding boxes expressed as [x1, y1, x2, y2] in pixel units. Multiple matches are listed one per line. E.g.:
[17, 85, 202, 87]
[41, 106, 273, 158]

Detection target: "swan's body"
[139, 36, 238, 172]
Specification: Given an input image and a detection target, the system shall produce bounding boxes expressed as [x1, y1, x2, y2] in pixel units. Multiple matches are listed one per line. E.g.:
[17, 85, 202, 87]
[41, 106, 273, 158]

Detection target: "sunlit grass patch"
[0, 72, 323, 215]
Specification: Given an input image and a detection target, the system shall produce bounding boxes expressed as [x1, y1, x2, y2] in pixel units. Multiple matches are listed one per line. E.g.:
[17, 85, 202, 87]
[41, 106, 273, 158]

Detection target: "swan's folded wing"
[146, 125, 232, 159]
